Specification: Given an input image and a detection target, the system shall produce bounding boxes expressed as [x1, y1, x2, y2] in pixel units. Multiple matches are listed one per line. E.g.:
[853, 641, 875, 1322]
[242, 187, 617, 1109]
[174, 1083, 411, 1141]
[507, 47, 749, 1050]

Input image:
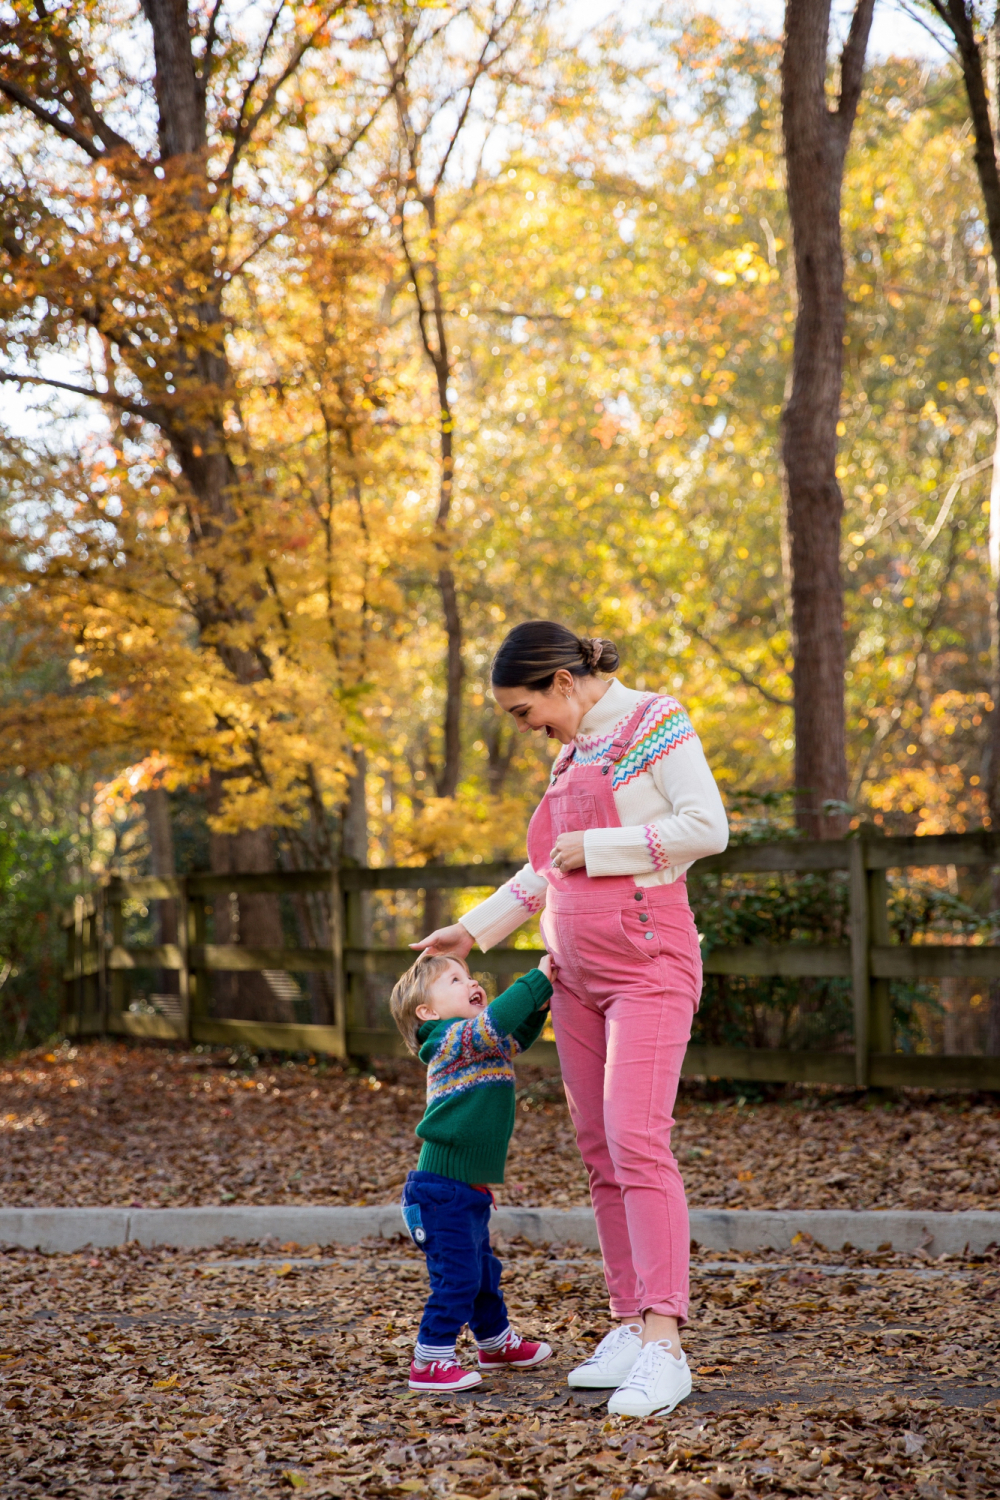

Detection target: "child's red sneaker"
[477, 1330, 552, 1369]
[408, 1359, 483, 1392]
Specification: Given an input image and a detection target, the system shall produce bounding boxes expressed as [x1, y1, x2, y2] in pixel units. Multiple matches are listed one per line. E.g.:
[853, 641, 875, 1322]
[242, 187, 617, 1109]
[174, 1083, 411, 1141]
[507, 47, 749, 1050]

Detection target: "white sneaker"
[566, 1323, 643, 1389]
[607, 1341, 692, 1417]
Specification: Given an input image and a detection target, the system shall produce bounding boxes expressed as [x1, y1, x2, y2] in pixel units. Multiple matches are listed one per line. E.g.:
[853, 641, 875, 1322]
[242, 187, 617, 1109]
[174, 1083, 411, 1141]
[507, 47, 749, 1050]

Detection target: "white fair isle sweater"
[460, 679, 730, 952]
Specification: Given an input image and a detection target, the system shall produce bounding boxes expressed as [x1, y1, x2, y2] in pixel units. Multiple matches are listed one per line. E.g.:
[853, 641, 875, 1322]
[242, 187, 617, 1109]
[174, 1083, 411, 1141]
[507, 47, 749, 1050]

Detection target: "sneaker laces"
[618, 1341, 676, 1398]
[583, 1323, 641, 1366]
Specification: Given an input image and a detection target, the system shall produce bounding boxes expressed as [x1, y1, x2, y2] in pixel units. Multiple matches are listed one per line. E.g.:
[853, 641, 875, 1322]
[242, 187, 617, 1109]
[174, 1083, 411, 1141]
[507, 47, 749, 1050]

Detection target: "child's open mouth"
[469, 989, 486, 1008]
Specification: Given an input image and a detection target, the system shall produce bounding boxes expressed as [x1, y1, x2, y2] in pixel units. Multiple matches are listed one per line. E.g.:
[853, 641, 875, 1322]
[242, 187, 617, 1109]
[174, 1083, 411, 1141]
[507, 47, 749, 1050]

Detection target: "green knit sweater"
[413, 966, 552, 1185]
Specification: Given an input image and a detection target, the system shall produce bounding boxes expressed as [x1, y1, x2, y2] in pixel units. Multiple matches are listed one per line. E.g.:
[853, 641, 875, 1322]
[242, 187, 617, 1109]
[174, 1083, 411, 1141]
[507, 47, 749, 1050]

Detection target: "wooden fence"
[63, 830, 1000, 1089]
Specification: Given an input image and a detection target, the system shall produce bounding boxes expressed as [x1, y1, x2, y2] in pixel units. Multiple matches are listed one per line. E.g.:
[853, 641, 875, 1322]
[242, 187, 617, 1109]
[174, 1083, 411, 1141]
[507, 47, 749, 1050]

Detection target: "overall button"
[634, 891, 644, 901]
[644, 932, 654, 940]
[639, 914, 649, 923]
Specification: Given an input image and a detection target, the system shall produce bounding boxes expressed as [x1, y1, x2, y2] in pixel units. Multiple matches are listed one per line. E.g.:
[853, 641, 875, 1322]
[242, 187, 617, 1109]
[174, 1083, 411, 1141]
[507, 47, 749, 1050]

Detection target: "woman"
[412, 620, 728, 1416]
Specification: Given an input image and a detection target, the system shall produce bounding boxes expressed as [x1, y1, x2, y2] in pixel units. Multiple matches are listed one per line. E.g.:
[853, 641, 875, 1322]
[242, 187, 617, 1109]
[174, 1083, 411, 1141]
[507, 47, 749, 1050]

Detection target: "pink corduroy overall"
[528, 698, 702, 1322]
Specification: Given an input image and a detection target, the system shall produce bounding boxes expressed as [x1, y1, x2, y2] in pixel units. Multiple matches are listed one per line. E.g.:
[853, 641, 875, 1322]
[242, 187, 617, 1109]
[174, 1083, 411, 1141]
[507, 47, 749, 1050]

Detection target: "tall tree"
[372, 0, 546, 805]
[915, 0, 1000, 1051]
[781, 0, 875, 837]
[0, 0, 390, 1017]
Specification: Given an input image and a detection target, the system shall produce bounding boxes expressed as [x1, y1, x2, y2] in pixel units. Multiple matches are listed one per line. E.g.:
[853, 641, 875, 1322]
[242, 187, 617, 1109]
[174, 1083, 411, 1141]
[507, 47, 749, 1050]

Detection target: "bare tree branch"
[226, 98, 391, 277]
[686, 621, 794, 707]
[202, 0, 228, 73]
[0, 78, 102, 158]
[220, 1, 349, 188]
[431, 3, 521, 194]
[923, 0, 1000, 266]
[0, 370, 163, 423]
[837, 0, 877, 134]
[34, 0, 134, 154]
[850, 518, 962, 802]
[894, 0, 961, 63]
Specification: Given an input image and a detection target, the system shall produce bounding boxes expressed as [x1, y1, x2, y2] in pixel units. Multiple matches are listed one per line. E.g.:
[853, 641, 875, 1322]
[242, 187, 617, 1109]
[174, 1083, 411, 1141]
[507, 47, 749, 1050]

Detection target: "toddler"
[390, 950, 554, 1392]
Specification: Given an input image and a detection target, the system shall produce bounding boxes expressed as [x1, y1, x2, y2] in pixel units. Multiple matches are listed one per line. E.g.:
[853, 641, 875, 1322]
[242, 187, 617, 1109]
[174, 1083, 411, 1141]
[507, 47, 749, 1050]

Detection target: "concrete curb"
[1, 1205, 998, 1256]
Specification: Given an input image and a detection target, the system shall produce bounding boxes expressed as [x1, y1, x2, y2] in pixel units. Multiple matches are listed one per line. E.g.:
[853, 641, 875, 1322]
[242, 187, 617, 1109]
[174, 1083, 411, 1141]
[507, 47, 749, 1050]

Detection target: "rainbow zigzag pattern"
[425, 1013, 521, 1103]
[557, 695, 696, 786]
[611, 697, 696, 787]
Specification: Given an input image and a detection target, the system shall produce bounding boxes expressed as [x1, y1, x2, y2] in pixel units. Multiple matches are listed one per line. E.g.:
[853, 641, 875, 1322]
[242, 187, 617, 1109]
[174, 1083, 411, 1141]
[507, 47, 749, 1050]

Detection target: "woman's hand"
[550, 831, 586, 873]
[410, 922, 475, 959]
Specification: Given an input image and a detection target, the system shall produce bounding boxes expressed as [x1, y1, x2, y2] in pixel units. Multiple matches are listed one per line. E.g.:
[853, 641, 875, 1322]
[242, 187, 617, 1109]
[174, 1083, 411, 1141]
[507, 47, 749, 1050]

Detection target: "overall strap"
[551, 744, 576, 780]
[600, 695, 657, 776]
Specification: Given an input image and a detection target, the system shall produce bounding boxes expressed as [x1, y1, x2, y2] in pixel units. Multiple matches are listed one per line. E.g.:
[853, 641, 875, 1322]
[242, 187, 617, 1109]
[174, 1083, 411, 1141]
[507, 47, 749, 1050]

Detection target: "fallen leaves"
[2, 1037, 1000, 1496]
[0, 1234, 998, 1497]
[2, 1040, 999, 1214]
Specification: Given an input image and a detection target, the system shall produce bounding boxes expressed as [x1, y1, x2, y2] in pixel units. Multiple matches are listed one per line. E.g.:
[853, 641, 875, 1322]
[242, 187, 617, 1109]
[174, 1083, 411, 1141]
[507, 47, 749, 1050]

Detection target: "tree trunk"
[2, 3, 346, 930]
[140, 1, 289, 966]
[437, 562, 463, 799]
[342, 749, 380, 1026]
[426, 207, 463, 803]
[141, 0, 206, 156]
[208, 773, 292, 1022]
[780, 0, 874, 838]
[142, 785, 178, 998]
[924, 1, 1000, 1050]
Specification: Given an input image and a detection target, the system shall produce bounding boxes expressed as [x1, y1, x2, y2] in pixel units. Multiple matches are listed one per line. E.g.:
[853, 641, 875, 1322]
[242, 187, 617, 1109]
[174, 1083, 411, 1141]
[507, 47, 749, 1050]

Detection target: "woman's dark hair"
[491, 621, 620, 690]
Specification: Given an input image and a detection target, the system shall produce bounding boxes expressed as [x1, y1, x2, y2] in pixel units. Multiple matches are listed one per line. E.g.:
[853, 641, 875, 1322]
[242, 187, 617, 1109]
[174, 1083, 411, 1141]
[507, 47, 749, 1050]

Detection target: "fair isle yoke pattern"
[552, 694, 696, 786]
[611, 696, 696, 788]
[425, 1012, 521, 1106]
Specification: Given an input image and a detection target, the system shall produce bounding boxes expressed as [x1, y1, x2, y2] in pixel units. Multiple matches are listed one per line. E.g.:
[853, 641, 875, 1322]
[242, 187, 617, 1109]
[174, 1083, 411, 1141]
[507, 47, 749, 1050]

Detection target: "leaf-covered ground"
[1, 1235, 998, 1498]
[2, 1041, 999, 1213]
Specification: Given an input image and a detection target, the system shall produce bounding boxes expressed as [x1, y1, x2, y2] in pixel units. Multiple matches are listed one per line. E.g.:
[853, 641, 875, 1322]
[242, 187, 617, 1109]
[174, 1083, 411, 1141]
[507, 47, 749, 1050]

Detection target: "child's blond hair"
[390, 952, 471, 1056]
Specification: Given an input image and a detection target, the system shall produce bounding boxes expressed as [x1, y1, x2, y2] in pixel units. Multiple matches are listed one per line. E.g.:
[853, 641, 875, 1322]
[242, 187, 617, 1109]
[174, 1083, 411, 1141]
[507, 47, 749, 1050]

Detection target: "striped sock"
[475, 1325, 512, 1352]
[414, 1341, 456, 1367]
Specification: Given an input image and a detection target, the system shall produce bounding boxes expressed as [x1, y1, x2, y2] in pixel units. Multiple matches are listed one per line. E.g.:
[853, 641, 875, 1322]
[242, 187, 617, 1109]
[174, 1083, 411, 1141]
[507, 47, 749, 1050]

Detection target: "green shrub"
[0, 810, 76, 1053]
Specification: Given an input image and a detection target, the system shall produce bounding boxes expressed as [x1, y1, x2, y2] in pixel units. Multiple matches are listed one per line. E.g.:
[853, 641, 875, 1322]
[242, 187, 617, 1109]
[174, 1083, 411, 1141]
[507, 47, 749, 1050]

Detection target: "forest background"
[0, 0, 995, 1052]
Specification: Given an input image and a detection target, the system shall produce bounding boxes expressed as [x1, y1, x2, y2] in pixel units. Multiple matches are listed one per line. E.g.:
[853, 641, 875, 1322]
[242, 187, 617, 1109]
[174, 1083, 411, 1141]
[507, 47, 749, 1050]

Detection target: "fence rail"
[63, 832, 1000, 1089]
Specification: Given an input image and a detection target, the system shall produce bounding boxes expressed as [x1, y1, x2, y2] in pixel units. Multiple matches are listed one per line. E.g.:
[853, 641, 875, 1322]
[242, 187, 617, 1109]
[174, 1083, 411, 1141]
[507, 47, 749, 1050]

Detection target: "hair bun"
[583, 636, 619, 673]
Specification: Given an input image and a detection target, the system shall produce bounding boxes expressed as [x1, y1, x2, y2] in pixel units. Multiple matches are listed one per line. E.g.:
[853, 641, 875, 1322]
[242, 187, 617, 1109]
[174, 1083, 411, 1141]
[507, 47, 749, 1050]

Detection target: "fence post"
[849, 837, 871, 1088]
[96, 883, 108, 1035]
[185, 887, 208, 1044]
[109, 877, 126, 1029]
[344, 872, 366, 1045]
[867, 862, 893, 1056]
[62, 912, 75, 1035]
[83, 899, 98, 1034]
[72, 895, 84, 1033]
[177, 876, 191, 1043]
[330, 866, 347, 1058]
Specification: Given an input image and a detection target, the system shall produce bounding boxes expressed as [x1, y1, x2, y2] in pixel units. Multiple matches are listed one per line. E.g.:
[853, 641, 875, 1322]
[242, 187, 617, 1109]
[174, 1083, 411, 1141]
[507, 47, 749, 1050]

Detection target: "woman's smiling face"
[492, 670, 582, 745]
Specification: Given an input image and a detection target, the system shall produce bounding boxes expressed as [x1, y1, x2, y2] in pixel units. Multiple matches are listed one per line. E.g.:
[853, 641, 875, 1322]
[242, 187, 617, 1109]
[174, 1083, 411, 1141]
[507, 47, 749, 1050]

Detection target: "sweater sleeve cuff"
[584, 824, 669, 878]
[518, 965, 553, 1007]
[459, 867, 547, 952]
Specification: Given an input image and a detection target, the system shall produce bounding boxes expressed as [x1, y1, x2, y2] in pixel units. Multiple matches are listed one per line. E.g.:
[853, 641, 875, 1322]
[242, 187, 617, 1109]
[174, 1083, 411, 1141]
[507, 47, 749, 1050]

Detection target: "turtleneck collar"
[576, 677, 637, 740]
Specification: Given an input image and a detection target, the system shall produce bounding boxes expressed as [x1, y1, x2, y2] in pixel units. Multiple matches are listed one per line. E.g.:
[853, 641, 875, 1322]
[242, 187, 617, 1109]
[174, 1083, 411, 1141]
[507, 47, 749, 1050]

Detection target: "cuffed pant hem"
[642, 1301, 688, 1323]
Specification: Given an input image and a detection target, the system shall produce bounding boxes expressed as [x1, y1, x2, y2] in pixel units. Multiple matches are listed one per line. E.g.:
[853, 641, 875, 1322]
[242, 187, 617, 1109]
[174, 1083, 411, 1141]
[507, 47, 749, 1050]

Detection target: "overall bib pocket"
[547, 787, 598, 838]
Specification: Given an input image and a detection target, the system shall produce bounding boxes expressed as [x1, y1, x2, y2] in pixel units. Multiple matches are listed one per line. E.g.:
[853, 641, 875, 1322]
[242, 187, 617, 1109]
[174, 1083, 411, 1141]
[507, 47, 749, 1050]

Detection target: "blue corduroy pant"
[401, 1170, 509, 1348]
